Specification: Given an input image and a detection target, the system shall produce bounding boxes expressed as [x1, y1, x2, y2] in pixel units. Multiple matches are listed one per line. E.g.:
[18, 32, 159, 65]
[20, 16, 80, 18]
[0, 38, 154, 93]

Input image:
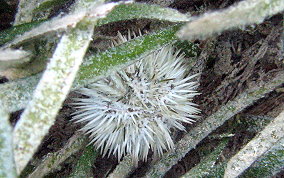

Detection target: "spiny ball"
[72, 45, 200, 161]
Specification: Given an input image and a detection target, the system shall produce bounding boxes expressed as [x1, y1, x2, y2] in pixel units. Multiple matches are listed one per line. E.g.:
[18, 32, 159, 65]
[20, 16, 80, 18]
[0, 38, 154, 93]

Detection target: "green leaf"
[4, 2, 118, 48]
[107, 155, 134, 178]
[198, 115, 277, 178]
[76, 24, 181, 87]
[0, 20, 45, 45]
[98, 3, 189, 26]
[0, 3, 188, 46]
[0, 24, 182, 113]
[69, 145, 97, 178]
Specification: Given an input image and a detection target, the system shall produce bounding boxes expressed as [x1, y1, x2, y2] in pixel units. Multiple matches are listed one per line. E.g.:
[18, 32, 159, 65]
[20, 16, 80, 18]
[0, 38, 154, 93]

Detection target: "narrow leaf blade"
[0, 108, 17, 178]
[98, 3, 189, 26]
[0, 24, 182, 113]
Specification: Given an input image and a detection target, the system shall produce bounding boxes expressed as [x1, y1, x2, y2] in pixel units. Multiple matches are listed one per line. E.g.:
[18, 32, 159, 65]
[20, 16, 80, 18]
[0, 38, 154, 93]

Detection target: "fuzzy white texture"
[0, 107, 16, 177]
[72, 44, 200, 162]
[178, 0, 284, 40]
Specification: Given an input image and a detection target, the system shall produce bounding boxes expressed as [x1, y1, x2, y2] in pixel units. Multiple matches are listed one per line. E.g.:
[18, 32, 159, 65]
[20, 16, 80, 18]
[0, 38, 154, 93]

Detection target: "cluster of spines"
[72, 32, 200, 161]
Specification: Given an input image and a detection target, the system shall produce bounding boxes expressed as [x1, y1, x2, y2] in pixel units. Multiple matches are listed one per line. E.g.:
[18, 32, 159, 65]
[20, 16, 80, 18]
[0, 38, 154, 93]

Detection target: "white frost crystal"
[72, 45, 200, 161]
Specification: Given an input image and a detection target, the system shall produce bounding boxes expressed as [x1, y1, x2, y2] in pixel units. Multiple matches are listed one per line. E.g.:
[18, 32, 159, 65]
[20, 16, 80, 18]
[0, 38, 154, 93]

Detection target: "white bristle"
[72, 32, 200, 162]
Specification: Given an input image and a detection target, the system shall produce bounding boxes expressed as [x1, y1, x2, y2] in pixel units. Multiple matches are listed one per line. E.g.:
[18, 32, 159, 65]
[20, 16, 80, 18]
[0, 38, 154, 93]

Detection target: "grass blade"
[12, 1, 104, 171]
[178, 0, 284, 40]
[241, 137, 284, 177]
[224, 110, 284, 177]
[0, 107, 17, 178]
[0, 2, 187, 47]
[28, 132, 88, 177]
[0, 24, 182, 113]
[98, 3, 189, 26]
[146, 71, 284, 177]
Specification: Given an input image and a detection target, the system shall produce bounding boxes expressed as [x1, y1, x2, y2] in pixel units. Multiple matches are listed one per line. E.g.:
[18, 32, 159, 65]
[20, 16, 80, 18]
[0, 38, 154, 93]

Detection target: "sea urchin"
[72, 45, 200, 162]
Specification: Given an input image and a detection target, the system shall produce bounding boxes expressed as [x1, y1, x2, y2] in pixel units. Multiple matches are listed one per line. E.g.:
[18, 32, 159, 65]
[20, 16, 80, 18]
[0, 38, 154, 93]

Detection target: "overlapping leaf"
[0, 25, 182, 113]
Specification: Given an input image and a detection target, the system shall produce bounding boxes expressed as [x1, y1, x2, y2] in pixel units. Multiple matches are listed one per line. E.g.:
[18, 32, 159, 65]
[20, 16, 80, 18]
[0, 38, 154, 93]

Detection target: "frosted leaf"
[0, 49, 31, 71]
[0, 107, 16, 178]
[178, 0, 284, 40]
[224, 110, 284, 178]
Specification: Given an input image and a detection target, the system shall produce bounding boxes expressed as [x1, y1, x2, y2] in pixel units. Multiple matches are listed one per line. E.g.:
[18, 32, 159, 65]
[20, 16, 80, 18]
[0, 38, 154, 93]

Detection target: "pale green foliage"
[107, 155, 134, 178]
[0, 25, 184, 113]
[12, 0, 106, 173]
[0, 74, 40, 113]
[178, 0, 284, 40]
[3, 3, 189, 46]
[0, 107, 16, 178]
[14, 0, 46, 25]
